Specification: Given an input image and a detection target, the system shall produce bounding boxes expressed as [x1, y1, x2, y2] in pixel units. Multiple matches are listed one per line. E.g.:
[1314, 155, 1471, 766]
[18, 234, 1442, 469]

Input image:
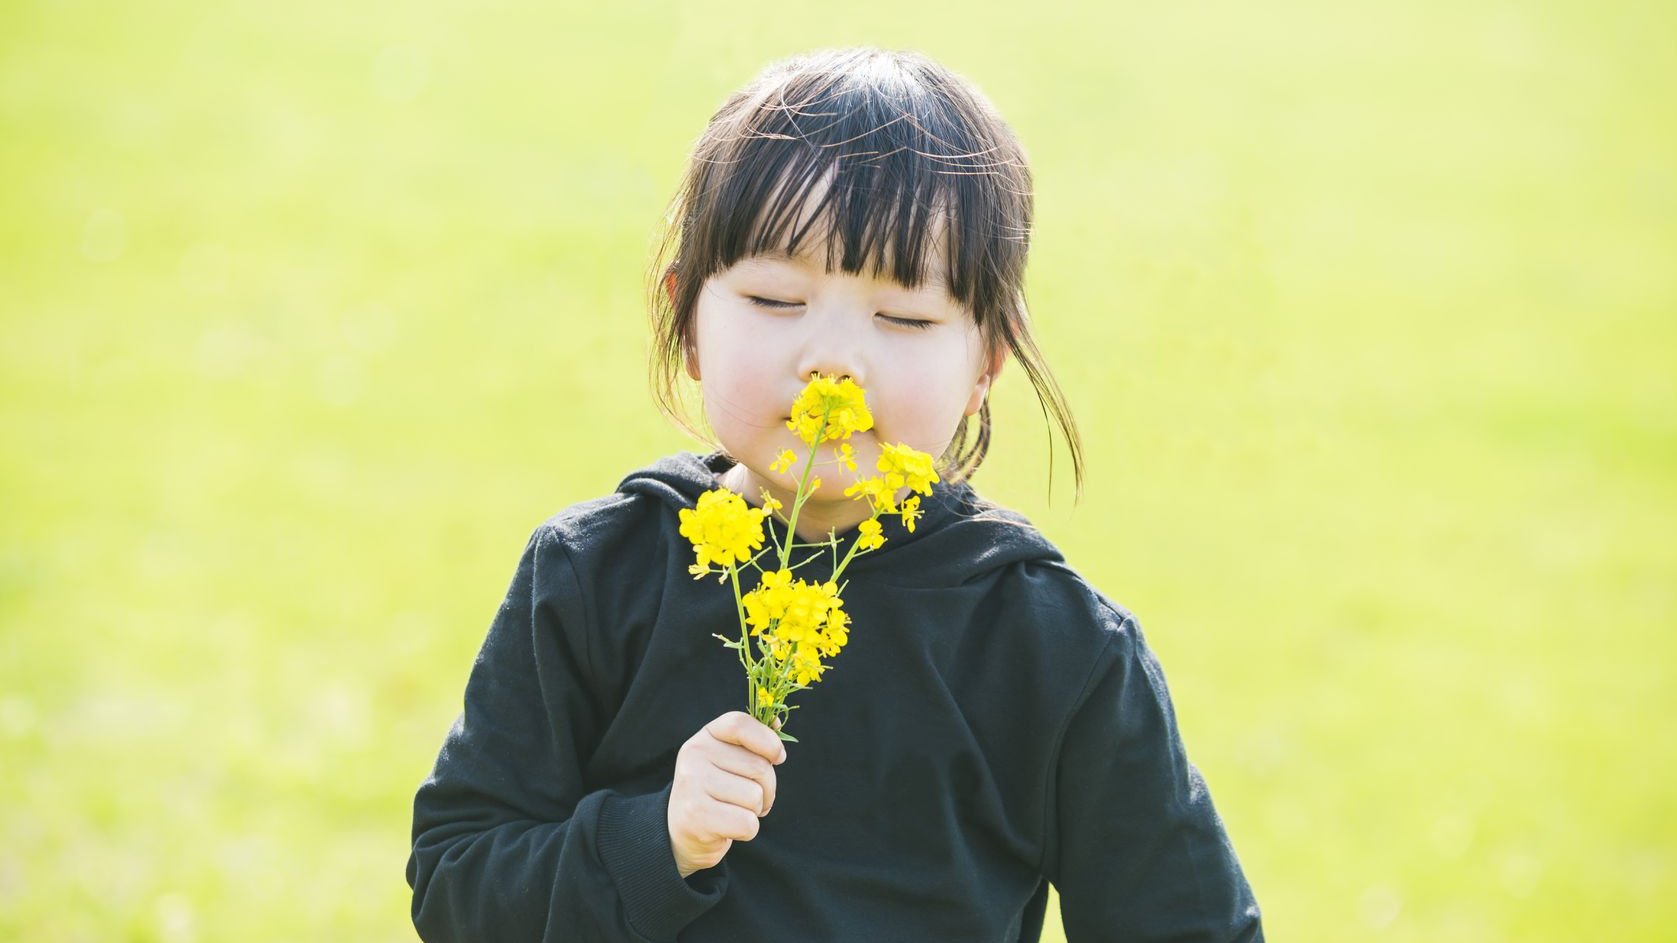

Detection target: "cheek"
[694, 332, 779, 419]
[692, 308, 747, 389]
[882, 369, 971, 435]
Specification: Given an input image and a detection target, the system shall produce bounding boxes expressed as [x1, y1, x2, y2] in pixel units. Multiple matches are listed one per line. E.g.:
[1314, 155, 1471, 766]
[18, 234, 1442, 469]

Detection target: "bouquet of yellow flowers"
[678, 374, 939, 741]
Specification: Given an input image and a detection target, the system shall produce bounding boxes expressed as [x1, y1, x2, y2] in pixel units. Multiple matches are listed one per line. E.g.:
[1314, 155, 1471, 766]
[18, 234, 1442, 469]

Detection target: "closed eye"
[747, 296, 934, 331]
[879, 314, 935, 331]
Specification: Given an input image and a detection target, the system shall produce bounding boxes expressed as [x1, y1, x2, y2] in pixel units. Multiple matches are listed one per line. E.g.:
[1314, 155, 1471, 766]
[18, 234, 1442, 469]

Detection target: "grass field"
[2, 1, 1673, 939]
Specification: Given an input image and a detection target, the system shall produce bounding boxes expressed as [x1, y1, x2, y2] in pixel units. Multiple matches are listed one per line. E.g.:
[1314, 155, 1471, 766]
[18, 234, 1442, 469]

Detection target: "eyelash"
[746, 296, 934, 331]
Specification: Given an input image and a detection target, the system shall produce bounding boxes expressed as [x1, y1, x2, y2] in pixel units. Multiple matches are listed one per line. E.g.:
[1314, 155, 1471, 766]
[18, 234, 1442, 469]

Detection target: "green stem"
[729, 564, 756, 676]
[765, 510, 785, 562]
[830, 508, 884, 583]
[787, 548, 832, 573]
[779, 403, 832, 570]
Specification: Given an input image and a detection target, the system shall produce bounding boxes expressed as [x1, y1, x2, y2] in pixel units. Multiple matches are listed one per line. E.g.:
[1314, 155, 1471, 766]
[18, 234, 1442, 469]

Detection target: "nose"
[793, 305, 868, 387]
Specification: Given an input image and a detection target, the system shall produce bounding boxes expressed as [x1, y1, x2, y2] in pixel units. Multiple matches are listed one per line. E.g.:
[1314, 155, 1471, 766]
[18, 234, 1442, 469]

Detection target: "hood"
[616, 450, 1063, 588]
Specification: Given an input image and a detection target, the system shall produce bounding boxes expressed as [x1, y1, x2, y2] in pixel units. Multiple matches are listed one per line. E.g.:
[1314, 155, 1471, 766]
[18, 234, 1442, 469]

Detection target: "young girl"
[408, 47, 1263, 942]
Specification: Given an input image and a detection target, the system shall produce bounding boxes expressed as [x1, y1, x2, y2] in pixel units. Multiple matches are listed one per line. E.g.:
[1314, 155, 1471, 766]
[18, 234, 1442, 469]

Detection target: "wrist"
[597, 784, 727, 935]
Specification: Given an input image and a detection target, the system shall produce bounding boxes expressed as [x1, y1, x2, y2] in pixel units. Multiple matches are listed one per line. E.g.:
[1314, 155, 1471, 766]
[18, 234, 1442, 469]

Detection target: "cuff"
[597, 782, 727, 941]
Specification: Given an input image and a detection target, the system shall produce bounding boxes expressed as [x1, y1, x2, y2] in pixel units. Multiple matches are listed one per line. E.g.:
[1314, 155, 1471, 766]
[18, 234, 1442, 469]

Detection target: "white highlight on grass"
[311, 682, 371, 748]
[195, 326, 265, 381]
[1358, 883, 1402, 930]
[372, 45, 430, 103]
[179, 243, 232, 295]
[81, 208, 128, 262]
[153, 891, 196, 943]
[316, 353, 364, 407]
[341, 301, 397, 354]
[1499, 852, 1541, 898]
[0, 697, 36, 738]
[1429, 808, 1477, 859]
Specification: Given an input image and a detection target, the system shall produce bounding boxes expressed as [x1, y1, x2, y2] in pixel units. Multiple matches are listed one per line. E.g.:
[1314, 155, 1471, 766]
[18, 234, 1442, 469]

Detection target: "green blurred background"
[2, 0, 1673, 939]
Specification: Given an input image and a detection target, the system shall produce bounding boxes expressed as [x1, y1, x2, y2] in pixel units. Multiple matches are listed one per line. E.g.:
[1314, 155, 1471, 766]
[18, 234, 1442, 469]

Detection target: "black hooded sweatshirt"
[408, 451, 1263, 942]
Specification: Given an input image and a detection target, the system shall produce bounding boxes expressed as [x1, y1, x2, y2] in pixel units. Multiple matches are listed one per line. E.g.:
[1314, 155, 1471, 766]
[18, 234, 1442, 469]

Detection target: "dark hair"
[647, 46, 1084, 501]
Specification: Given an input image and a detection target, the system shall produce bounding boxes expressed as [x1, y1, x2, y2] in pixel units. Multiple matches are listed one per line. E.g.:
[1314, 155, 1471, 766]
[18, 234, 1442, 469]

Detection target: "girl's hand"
[667, 711, 787, 878]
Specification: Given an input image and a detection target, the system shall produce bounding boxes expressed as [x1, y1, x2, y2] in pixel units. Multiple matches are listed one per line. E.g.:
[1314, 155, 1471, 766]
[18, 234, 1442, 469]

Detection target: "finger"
[707, 747, 777, 814]
[700, 802, 761, 844]
[706, 711, 787, 765]
[702, 771, 767, 816]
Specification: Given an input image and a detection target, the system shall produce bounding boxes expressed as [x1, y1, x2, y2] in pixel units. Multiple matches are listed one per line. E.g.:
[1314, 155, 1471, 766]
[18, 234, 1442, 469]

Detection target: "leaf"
[774, 730, 799, 743]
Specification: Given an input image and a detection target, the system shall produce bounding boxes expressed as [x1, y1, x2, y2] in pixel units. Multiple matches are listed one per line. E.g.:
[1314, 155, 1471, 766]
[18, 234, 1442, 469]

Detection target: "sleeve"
[406, 523, 728, 942]
[1044, 614, 1264, 942]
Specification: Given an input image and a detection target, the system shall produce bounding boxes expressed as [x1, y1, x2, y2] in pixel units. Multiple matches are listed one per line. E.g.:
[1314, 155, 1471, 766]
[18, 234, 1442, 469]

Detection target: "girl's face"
[686, 235, 1001, 514]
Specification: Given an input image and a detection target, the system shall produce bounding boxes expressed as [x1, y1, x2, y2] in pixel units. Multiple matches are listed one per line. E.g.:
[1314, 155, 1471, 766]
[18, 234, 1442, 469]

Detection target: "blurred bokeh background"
[2, 0, 1673, 939]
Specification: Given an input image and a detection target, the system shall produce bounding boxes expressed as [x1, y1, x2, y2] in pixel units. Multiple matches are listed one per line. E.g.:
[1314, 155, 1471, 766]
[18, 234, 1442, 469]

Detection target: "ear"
[667, 268, 702, 381]
[963, 344, 1006, 417]
[683, 334, 701, 382]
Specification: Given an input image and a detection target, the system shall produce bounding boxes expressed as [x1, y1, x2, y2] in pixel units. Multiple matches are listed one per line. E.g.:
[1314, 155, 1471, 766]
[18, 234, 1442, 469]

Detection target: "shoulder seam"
[532, 520, 600, 696]
[541, 490, 642, 530]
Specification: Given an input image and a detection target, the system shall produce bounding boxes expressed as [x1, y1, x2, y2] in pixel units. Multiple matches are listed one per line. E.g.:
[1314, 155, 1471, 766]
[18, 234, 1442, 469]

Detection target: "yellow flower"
[759, 490, 783, 514]
[900, 495, 922, 533]
[810, 477, 822, 493]
[770, 449, 797, 474]
[742, 568, 795, 636]
[877, 443, 939, 495]
[838, 442, 857, 472]
[856, 518, 885, 551]
[791, 647, 827, 686]
[755, 685, 775, 710]
[825, 606, 850, 651]
[843, 476, 897, 515]
[741, 571, 850, 687]
[826, 610, 847, 642]
[786, 375, 874, 445]
[678, 489, 769, 569]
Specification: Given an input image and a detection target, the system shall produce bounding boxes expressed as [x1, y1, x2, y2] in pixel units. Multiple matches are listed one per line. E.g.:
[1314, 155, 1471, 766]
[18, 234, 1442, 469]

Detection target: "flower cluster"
[678, 489, 771, 572]
[742, 569, 849, 687]
[843, 443, 938, 528]
[786, 375, 873, 444]
[678, 373, 938, 740]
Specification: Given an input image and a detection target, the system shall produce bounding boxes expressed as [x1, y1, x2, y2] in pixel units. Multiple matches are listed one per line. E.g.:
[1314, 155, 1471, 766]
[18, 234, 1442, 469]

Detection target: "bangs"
[681, 50, 1031, 310]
